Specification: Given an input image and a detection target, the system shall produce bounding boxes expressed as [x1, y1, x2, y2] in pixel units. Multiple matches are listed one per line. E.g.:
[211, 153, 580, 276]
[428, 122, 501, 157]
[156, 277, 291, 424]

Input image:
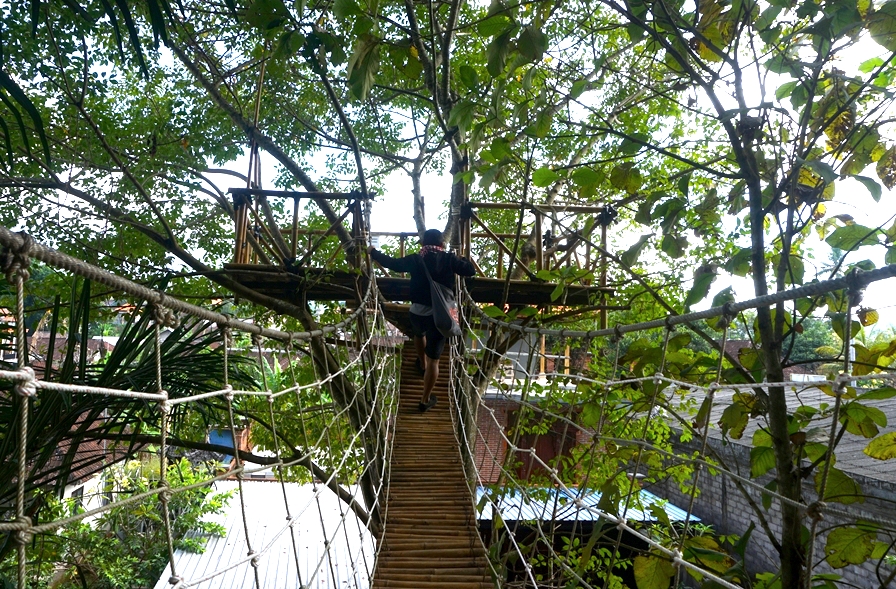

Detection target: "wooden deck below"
[372, 347, 494, 588]
[218, 264, 614, 306]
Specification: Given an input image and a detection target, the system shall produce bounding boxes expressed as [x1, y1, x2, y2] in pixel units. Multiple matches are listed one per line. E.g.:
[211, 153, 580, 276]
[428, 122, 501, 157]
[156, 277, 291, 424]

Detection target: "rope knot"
[251, 333, 262, 348]
[168, 576, 183, 586]
[1, 232, 33, 283]
[150, 298, 179, 328]
[845, 268, 865, 307]
[806, 501, 826, 521]
[14, 515, 32, 545]
[15, 366, 37, 398]
[716, 302, 737, 329]
[612, 324, 624, 342]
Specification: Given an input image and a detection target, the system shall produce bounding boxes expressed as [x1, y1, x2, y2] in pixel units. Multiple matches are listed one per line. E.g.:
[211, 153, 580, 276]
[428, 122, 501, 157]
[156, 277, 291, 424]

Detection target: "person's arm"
[368, 247, 417, 273]
[450, 253, 476, 277]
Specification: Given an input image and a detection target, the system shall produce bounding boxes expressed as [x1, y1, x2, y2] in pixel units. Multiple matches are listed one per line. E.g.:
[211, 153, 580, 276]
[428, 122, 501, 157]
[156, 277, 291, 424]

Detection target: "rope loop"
[1, 231, 33, 283]
[251, 332, 263, 348]
[664, 315, 676, 331]
[14, 366, 37, 398]
[168, 576, 183, 585]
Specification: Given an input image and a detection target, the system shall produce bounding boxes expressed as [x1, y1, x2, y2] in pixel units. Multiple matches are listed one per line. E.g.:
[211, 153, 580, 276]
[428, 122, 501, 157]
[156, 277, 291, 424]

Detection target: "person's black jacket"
[370, 248, 476, 306]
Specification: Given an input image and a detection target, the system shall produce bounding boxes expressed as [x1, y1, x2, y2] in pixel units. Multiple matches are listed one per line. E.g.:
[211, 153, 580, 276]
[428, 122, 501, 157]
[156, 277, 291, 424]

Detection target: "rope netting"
[447, 265, 896, 588]
[0, 228, 399, 588]
[5, 221, 896, 589]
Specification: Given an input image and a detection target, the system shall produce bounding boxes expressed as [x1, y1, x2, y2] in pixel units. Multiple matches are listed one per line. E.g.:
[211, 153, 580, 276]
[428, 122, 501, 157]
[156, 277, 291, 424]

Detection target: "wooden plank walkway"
[372, 346, 494, 588]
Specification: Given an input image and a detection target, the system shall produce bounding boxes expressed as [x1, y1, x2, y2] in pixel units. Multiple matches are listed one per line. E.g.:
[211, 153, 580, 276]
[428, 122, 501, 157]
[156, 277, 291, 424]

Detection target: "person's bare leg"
[414, 336, 426, 374]
[422, 355, 439, 403]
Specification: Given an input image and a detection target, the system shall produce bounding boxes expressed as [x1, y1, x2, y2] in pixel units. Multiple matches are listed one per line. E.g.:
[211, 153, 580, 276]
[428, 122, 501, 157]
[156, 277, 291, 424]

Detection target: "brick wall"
[648, 434, 895, 587]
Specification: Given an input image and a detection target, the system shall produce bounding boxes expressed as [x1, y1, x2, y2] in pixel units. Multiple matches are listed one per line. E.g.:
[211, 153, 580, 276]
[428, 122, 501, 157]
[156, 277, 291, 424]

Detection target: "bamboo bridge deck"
[373, 346, 493, 588]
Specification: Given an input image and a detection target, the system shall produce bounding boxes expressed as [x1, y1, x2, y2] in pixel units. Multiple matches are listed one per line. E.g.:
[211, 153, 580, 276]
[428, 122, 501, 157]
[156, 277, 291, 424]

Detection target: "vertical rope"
[255, 336, 304, 583]
[804, 283, 859, 587]
[221, 326, 262, 589]
[602, 324, 675, 589]
[150, 302, 180, 587]
[5, 234, 34, 589]
[673, 312, 733, 587]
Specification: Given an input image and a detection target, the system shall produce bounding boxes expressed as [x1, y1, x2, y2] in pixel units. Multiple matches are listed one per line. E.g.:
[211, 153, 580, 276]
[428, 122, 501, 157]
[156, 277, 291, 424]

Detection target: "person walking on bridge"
[367, 229, 476, 412]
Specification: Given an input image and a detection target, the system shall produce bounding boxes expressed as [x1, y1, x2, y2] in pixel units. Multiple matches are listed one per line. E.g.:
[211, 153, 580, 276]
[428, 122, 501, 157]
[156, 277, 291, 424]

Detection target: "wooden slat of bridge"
[373, 346, 493, 588]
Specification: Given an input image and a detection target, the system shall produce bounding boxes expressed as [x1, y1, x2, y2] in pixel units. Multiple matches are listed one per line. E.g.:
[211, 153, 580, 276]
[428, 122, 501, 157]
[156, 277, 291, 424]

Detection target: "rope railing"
[0, 231, 398, 589]
[450, 289, 896, 589]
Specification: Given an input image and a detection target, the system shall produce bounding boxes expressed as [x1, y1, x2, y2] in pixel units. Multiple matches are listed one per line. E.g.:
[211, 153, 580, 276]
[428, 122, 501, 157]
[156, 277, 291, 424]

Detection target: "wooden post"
[400, 235, 406, 257]
[497, 248, 503, 279]
[539, 334, 546, 377]
[565, 344, 571, 374]
[534, 211, 543, 271]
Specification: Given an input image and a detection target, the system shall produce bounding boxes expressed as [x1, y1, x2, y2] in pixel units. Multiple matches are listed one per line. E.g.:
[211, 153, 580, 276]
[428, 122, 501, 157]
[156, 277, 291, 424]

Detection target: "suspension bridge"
[3, 193, 896, 589]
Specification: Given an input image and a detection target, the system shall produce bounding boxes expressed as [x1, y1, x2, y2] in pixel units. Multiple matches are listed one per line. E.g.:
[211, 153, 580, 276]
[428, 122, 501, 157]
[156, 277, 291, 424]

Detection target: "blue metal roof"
[476, 486, 696, 523]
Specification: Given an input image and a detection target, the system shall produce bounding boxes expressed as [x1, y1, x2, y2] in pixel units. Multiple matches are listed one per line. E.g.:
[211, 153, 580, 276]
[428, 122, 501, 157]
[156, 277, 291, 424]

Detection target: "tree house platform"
[218, 264, 615, 307]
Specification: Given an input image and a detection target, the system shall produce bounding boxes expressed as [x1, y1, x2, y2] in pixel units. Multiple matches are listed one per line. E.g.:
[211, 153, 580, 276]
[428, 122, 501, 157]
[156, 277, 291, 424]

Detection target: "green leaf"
[868, 1, 896, 51]
[724, 247, 752, 277]
[620, 133, 650, 155]
[684, 265, 717, 310]
[518, 25, 548, 62]
[532, 166, 560, 187]
[610, 162, 643, 193]
[800, 158, 838, 184]
[0, 71, 52, 168]
[620, 234, 652, 267]
[750, 445, 776, 477]
[864, 432, 896, 460]
[853, 175, 883, 202]
[775, 80, 798, 100]
[525, 107, 554, 138]
[825, 224, 880, 250]
[458, 65, 479, 90]
[333, 0, 362, 18]
[486, 28, 514, 76]
[447, 100, 477, 134]
[815, 465, 864, 505]
[633, 554, 674, 589]
[570, 79, 589, 99]
[825, 526, 873, 568]
[477, 14, 513, 37]
[581, 402, 601, 427]
[859, 387, 896, 401]
[660, 234, 687, 258]
[346, 34, 381, 100]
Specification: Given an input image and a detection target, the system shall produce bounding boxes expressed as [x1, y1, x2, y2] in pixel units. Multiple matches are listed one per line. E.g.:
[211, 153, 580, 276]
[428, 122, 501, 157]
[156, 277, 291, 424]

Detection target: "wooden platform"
[218, 264, 614, 306]
[372, 347, 494, 588]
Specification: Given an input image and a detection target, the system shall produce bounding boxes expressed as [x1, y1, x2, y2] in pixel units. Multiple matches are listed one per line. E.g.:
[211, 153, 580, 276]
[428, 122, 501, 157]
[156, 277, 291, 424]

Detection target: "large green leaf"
[815, 464, 864, 505]
[620, 234, 652, 267]
[683, 264, 717, 310]
[868, 1, 896, 51]
[532, 166, 560, 187]
[825, 526, 874, 568]
[633, 554, 674, 589]
[864, 432, 896, 459]
[518, 26, 548, 62]
[824, 224, 880, 250]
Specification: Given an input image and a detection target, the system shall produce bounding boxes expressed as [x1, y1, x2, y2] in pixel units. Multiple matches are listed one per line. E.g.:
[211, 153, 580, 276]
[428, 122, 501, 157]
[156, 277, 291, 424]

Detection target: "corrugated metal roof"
[476, 486, 697, 523]
[154, 481, 374, 589]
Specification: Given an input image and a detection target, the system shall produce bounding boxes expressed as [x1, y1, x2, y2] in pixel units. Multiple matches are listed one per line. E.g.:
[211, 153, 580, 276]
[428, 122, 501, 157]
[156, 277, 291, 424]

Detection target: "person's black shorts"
[409, 312, 446, 359]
